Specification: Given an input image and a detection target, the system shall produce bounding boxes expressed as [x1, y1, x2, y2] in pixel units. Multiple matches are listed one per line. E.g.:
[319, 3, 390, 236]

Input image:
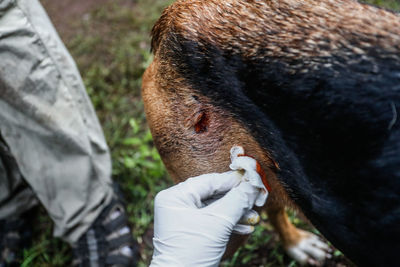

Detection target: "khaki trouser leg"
[0, 137, 39, 218]
[0, 0, 114, 244]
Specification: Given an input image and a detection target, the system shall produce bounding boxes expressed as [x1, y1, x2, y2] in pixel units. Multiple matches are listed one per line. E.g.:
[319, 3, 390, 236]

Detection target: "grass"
[22, 0, 399, 266]
[365, 0, 400, 10]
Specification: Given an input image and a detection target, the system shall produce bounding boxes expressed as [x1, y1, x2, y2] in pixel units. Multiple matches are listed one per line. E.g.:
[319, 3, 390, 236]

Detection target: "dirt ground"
[41, 0, 119, 42]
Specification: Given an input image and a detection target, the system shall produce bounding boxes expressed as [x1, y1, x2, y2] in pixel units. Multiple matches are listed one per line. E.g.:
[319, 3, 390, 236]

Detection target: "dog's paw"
[286, 230, 332, 266]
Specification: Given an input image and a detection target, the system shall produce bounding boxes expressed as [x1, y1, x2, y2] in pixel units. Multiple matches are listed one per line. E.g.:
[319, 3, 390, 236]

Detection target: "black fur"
[159, 32, 400, 266]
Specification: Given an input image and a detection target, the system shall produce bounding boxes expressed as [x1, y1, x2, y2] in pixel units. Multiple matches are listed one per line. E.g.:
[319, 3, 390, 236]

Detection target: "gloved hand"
[150, 147, 268, 267]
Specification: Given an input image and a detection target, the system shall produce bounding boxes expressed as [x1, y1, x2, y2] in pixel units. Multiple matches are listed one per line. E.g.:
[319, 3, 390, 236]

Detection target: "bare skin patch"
[185, 109, 209, 133]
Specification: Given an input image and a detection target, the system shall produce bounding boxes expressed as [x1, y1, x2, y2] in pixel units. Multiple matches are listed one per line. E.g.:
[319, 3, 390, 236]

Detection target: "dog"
[142, 0, 400, 266]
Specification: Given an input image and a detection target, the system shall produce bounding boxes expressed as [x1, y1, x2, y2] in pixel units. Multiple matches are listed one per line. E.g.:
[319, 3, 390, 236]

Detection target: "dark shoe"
[0, 211, 34, 267]
[72, 197, 139, 267]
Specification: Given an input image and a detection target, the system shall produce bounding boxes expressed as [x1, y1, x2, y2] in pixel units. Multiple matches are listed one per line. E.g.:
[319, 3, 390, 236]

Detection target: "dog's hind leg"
[267, 205, 331, 266]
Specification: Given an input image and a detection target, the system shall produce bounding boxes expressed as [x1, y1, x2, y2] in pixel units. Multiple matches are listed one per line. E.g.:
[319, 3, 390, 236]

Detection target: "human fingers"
[157, 171, 243, 208]
[202, 181, 262, 225]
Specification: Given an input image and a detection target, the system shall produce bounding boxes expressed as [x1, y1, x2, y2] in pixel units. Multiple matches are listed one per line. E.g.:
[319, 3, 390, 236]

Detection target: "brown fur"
[152, 0, 400, 61]
[143, 49, 303, 256]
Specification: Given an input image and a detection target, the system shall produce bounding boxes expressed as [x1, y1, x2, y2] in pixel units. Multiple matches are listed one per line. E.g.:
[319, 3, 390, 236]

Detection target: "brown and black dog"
[142, 0, 400, 266]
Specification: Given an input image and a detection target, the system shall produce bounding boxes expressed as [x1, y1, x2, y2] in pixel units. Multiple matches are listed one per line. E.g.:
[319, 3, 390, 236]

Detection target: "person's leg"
[0, 137, 38, 219]
[0, 0, 114, 244]
[0, 0, 138, 265]
[0, 137, 37, 265]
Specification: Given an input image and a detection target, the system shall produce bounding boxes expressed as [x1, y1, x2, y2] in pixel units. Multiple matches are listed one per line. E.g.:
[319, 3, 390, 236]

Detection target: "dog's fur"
[142, 1, 400, 266]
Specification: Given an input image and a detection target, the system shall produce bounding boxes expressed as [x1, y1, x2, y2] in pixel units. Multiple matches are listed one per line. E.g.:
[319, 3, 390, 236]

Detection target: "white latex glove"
[150, 147, 269, 267]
